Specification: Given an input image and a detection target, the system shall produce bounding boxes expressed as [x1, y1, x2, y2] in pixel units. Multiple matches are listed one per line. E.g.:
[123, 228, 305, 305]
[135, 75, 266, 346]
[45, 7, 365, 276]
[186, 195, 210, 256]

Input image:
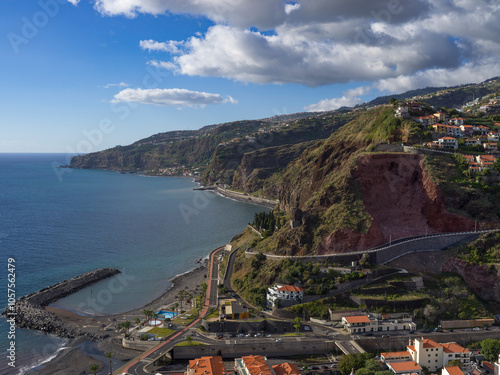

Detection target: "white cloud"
[306, 86, 372, 112]
[103, 82, 129, 89]
[67, 0, 80, 5]
[94, 0, 287, 29]
[111, 88, 237, 108]
[95, 0, 500, 90]
[139, 40, 183, 53]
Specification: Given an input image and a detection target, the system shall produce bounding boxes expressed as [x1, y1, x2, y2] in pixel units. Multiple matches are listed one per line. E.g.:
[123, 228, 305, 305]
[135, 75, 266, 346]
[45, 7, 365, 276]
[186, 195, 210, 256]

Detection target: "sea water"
[0, 153, 269, 374]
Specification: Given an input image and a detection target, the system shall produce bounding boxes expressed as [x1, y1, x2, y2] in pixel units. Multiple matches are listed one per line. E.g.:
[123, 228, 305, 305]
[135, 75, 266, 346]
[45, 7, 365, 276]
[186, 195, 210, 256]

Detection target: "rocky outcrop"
[442, 258, 500, 303]
[319, 154, 476, 253]
[232, 142, 314, 199]
[2, 268, 120, 339]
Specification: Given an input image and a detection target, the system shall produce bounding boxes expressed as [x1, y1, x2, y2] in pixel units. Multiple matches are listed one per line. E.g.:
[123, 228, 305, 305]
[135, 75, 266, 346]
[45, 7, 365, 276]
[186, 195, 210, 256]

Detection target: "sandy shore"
[27, 265, 207, 375]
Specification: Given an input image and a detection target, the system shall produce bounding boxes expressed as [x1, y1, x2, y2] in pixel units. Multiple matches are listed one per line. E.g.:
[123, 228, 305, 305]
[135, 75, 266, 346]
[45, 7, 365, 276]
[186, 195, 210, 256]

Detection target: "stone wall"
[173, 339, 336, 359]
[202, 318, 294, 333]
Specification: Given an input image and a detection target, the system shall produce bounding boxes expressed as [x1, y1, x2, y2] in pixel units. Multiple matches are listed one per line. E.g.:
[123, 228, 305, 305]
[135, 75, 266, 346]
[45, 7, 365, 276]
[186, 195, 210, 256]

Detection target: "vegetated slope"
[69, 120, 268, 170]
[254, 106, 477, 256]
[201, 112, 356, 188]
[367, 77, 500, 109]
[231, 141, 317, 199]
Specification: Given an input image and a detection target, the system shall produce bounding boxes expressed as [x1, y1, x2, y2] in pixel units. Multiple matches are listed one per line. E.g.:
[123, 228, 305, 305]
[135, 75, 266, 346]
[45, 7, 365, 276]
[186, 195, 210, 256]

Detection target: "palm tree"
[173, 303, 179, 314]
[293, 317, 301, 333]
[105, 352, 113, 375]
[178, 290, 186, 311]
[89, 364, 99, 375]
[120, 321, 131, 334]
[135, 317, 140, 326]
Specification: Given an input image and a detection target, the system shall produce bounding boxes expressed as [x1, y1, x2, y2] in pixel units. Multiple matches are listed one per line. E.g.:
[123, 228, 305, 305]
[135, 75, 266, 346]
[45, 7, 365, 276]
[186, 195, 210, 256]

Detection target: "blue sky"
[1, 0, 499, 153]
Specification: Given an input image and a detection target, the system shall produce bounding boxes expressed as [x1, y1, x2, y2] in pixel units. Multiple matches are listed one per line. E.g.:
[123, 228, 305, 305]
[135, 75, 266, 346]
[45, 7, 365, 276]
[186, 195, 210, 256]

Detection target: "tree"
[338, 353, 370, 375]
[447, 360, 461, 368]
[480, 339, 500, 362]
[89, 364, 100, 375]
[186, 335, 193, 344]
[389, 97, 398, 106]
[493, 159, 500, 174]
[135, 317, 140, 326]
[120, 321, 131, 334]
[293, 317, 301, 333]
[105, 352, 113, 375]
[173, 302, 179, 314]
[178, 290, 187, 310]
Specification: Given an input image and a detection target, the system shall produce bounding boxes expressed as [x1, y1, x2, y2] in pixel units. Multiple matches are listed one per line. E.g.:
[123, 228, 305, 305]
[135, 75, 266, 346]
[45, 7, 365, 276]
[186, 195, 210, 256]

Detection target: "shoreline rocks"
[2, 268, 120, 339]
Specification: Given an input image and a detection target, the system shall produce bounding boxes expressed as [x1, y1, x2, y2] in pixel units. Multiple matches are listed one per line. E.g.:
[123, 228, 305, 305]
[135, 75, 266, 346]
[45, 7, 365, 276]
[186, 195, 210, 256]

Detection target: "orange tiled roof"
[381, 351, 412, 358]
[277, 285, 304, 292]
[344, 315, 371, 323]
[389, 362, 422, 372]
[241, 355, 273, 375]
[188, 356, 225, 375]
[272, 363, 301, 375]
[444, 366, 463, 375]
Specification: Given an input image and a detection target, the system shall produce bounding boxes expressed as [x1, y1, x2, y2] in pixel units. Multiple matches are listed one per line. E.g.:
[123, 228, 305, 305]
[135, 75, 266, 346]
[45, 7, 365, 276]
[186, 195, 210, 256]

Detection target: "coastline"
[26, 265, 207, 375]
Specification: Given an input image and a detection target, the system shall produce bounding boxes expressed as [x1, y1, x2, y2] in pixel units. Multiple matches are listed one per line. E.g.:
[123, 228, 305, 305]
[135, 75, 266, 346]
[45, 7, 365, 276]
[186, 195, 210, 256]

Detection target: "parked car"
[381, 334, 390, 338]
[276, 338, 283, 343]
[266, 334, 272, 337]
[237, 333, 244, 337]
[216, 334, 223, 339]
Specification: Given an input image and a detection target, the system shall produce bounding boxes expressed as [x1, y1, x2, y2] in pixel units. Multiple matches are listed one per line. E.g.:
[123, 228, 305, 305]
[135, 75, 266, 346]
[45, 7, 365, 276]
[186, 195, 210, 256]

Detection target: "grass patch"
[148, 328, 175, 338]
[175, 341, 206, 347]
[284, 332, 304, 336]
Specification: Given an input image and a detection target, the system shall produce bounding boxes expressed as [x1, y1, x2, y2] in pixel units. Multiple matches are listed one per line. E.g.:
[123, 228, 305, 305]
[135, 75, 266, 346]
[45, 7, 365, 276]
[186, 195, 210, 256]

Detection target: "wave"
[16, 339, 69, 375]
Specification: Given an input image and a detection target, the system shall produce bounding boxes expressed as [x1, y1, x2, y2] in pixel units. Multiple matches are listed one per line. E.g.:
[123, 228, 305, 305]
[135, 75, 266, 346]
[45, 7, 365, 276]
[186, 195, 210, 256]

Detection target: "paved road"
[115, 247, 224, 375]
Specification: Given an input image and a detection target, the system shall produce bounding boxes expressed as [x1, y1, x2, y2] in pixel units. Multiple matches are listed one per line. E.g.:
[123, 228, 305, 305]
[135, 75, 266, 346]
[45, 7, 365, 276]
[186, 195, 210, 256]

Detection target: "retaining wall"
[172, 339, 335, 359]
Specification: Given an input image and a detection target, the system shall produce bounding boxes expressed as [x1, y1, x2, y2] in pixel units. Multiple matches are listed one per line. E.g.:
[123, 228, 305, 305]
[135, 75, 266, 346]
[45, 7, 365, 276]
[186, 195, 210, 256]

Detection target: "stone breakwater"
[2, 268, 120, 339]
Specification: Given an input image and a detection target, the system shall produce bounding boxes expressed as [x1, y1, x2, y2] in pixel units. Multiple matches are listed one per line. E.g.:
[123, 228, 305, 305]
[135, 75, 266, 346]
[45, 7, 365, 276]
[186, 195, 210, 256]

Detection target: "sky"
[1, 0, 500, 153]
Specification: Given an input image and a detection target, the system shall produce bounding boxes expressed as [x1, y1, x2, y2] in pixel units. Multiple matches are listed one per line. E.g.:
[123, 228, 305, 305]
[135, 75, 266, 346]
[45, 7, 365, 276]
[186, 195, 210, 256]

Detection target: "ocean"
[0, 153, 269, 374]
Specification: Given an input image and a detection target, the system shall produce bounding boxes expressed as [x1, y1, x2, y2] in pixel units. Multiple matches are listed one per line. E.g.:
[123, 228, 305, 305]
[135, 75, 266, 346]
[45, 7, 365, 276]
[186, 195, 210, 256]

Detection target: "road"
[115, 247, 224, 375]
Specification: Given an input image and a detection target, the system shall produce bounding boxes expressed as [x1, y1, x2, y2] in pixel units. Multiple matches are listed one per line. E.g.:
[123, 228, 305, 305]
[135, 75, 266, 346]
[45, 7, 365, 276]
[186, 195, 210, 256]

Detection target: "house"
[267, 285, 304, 306]
[381, 352, 413, 363]
[474, 125, 490, 135]
[483, 143, 499, 152]
[442, 366, 463, 375]
[488, 132, 500, 142]
[221, 299, 249, 320]
[235, 355, 274, 375]
[434, 112, 448, 122]
[438, 137, 458, 149]
[460, 125, 474, 136]
[186, 356, 226, 375]
[387, 361, 422, 375]
[272, 363, 302, 375]
[341, 314, 416, 334]
[464, 138, 481, 147]
[433, 124, 448, 133]
[450, 117, 465, 126]
[396, 107, 410, 118]
[407, 338, 471, 372]
[445, 125, 463, 137]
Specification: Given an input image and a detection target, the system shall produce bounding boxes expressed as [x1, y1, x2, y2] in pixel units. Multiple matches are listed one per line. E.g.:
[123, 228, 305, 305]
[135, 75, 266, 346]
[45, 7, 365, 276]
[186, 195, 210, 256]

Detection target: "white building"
[407, 338, 471, 372]
[438, 137, 459, 149]
[341, 314, 416, 334]
[267, 285, 304, 306]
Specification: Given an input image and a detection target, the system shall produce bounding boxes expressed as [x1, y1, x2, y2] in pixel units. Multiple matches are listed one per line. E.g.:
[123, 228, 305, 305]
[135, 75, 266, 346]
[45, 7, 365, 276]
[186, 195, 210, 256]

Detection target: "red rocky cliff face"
[319, 153, 475, 254]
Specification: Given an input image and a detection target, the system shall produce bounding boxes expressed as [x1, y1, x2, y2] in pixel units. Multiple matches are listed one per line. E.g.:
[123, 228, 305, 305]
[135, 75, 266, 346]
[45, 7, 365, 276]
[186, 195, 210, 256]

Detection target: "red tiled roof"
[381, 351, 412, 359]
[188, 356, 225, 375]
[389, 362, 422, 372]
[344, 315, 371, 323]
[277, 285, 304, 292]
[272, 363, 301, 375]
[241, 355, 273, 375]
[444, 366, 463, 375]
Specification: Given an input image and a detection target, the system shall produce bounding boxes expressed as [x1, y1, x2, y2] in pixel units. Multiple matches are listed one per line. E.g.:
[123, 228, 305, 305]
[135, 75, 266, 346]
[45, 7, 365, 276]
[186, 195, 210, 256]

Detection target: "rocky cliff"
[257, 107, 481, 256]
[231, 141, 315, 199]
